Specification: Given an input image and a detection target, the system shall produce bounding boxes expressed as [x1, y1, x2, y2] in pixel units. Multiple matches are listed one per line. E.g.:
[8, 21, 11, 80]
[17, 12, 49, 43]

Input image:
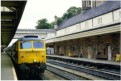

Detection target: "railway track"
[47, 59, 121, 80]
[46, 63, 90, 80]
[7, 52, 120, 80]
[43, 70, 66, 80]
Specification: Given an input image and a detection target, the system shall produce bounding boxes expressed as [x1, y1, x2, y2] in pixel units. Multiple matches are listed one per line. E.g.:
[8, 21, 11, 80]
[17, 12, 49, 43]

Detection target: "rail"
[47, 55, 121, 80]
[46, 63, 98, 80]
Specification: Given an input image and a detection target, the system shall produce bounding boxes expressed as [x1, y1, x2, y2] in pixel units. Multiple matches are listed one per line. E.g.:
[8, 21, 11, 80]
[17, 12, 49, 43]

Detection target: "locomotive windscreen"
[34, 41, 44, 48]
[20, 41, 32, 49]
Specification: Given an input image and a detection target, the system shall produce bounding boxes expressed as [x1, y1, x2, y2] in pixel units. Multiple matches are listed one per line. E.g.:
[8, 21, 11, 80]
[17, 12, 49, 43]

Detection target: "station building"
[46, 0, 121, 61]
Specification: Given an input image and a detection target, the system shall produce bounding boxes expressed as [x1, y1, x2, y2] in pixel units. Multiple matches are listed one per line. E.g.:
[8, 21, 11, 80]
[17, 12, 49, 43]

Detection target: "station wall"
[52, 34, 120, 61]
[46, 8, 120, 61]
[56, 9, 121, 37]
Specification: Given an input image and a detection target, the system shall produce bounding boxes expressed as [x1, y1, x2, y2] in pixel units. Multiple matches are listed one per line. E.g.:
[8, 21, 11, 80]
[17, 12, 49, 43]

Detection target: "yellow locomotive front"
[16, 36, 47, 79]
[18, 40, 46, 64]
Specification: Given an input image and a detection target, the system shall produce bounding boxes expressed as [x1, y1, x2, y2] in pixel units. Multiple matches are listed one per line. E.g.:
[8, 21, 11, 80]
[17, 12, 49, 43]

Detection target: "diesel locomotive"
[7, 35, 47, 79]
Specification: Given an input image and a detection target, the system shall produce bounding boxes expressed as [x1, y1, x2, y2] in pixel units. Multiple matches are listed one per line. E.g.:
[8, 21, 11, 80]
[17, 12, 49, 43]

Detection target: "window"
[85, 21, 89, 28]
[20, 41, 32, 49]
[98, 17, 102, 24]
[119, 11, 121, 19]
[34, 41, 44, 48]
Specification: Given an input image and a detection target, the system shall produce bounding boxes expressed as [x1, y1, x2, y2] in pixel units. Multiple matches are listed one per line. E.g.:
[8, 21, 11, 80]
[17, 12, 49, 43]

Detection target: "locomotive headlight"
[26, 54, 29, 57]
[36, 54, 38, 56]
[33, 59, 36, 62]
[42, 52, 44, 55]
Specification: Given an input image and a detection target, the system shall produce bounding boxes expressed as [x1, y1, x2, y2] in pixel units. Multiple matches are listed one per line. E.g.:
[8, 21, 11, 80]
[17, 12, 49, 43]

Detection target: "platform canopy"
[1, 1, 27, 49]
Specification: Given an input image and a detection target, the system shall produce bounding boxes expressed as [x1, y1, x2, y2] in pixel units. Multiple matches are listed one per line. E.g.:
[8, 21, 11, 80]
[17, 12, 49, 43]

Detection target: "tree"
[62, 6, 81, 20]
[59, 6, 81, 26]
[35, 19, 50, 29]
[35, 6, 82, 29]
[57, 17, 63, 26]
[50, 22, 54, 29]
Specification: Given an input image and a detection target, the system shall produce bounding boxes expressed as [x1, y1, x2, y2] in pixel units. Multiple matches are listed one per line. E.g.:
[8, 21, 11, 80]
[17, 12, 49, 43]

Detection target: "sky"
[18, 0, 82, 29]
[8, 0, 82, 47]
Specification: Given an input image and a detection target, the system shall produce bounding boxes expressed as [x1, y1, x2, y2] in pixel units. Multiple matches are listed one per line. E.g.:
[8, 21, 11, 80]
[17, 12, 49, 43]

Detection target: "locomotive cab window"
[34, 41, 44, 48]
[20, 41, 32, 49]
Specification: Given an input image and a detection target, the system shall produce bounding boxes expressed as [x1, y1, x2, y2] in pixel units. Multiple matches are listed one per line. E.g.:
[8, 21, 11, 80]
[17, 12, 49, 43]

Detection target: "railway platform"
[47, 55, 120, 66]
[1, 53, 17, 80]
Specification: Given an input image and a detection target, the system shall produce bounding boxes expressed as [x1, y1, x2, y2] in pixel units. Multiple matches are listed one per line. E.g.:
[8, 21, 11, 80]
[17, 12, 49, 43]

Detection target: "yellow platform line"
[9, 57, 18, 80]
[12, 66, 18, 80]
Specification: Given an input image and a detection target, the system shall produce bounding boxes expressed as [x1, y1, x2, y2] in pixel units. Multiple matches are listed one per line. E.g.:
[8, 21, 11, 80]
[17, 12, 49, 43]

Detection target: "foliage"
[35, 6, 81, 29]
[50, 22, 54, 29]
[62, 6, 81, 20]
[35, 19, 50, 29]
[57, 17, 63, 26]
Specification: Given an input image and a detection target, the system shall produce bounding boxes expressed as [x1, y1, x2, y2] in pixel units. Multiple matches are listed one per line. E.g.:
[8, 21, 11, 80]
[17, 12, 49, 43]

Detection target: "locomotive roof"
[18, 38, 43, 41]
[10, 37, 44, 47]
[17, 35, 44, 41]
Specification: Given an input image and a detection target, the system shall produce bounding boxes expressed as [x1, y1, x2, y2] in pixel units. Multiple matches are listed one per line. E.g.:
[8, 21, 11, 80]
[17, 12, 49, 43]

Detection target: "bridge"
[14, 29, 55, 39]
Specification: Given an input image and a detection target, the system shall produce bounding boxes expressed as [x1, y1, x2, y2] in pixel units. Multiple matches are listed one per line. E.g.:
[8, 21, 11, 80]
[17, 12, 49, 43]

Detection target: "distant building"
[14, 29, 56, 39]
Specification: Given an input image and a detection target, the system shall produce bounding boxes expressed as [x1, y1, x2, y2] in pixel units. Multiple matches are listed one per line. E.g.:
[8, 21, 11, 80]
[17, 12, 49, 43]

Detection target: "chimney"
[54, 16, 58, 30]
[92, 0, 106, 8]
[82, 0, 91, 13]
